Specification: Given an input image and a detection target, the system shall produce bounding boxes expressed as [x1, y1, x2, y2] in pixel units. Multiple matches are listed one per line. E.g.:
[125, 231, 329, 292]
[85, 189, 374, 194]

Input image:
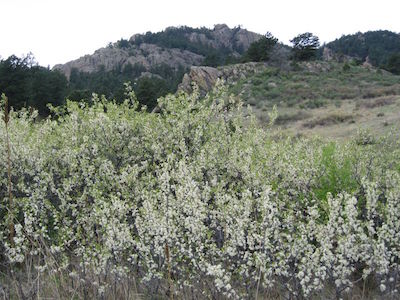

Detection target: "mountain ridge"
[53, 24, 262, 79]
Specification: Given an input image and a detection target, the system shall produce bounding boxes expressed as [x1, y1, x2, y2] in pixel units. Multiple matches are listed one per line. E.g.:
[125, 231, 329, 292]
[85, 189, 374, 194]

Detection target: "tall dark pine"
[243, 32, 278, 62]
[290, 32, 320, 61]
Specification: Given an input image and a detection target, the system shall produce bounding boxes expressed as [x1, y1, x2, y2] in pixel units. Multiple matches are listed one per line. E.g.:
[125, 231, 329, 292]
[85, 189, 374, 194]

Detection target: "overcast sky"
[1, 0, 399, 68]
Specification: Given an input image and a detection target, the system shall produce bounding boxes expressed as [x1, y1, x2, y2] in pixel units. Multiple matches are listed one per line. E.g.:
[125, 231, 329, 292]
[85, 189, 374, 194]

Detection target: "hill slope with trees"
[325, 30, 400, 71]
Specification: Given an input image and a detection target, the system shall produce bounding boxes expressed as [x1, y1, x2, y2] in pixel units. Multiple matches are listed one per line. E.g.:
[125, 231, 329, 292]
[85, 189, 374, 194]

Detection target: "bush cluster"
[1, 84, 399, 299]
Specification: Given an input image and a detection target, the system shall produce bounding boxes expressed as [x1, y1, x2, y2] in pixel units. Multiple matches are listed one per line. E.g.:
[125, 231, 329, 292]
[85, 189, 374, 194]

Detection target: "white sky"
[1, 0, 399, 68]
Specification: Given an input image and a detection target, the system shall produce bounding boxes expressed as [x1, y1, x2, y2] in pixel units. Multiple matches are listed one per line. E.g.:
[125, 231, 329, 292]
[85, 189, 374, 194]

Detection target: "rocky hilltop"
[53, 43, 204, 80]
[53, 24, 261, 79]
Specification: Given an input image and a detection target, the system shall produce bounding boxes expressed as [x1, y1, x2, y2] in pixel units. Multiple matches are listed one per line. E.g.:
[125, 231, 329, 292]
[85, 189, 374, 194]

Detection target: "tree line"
[0, 55, 187, 115]
[0, 54, 67, 116]
[68, 63, 187, 110]
[241, 31, 320, 62]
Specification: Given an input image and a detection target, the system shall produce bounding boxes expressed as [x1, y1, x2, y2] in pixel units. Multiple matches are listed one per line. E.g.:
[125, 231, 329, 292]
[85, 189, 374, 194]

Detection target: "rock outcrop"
[322, 47, 353, 63]
[53, 44, 204, 79]
[209, 24, 261, 51]
[178, 62, 269, 95]
[179, 66, 221, 94]
[53, 24, 262, 79]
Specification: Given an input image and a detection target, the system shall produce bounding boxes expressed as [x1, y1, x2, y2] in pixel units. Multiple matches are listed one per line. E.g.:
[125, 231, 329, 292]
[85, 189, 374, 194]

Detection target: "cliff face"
[209, 24, 261, 51]
[53, 24, 262, 79]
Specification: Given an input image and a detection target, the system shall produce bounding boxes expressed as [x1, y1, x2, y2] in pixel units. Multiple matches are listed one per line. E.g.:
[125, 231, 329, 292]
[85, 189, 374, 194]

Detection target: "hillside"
[235, 61, 400, 139]
[179, 61, 400, 139]
[324, 30, 400, 69]
[54, 29, 400, 80]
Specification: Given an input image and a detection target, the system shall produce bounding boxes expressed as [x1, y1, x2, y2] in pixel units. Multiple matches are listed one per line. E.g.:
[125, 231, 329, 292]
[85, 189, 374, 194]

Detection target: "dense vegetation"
[68, 63, 187, 110]
[0, 54, 187, 113]
[386, 53, 400, 75]
[0, 54, 67, 115]
[325, 30, 400, 68]
[130, 26, 215, 52]
[1, 84, 400, 299]
[241, 32, 278, 62]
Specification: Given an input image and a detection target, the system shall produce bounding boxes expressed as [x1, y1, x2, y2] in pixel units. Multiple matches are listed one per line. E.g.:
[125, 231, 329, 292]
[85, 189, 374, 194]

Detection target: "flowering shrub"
[1, 84, 399, 298]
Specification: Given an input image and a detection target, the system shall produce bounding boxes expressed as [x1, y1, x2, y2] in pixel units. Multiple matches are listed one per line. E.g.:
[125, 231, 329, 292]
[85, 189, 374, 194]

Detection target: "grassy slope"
[228, 61, 400, 139]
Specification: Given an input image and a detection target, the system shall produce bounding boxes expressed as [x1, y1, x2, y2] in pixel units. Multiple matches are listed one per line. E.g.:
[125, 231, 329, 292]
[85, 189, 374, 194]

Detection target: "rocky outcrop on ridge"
[53, 24, 262, 79]
[53, 44, 204, 79]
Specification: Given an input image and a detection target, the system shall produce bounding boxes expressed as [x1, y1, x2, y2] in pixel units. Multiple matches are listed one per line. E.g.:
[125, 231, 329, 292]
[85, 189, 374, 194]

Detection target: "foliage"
[203, 50, 240, 67]
[116, 38, 130, 49]
[134, 76, 168, 109]
[314, 142, 358, 200]
[132, 26, 213, 50]
[342, 62, 351, 72]
[0, 54, 68, 115]
[122, 62, 146, 77]
[68, 63, 187, 110]
[290, 32, 320, 61]
[1, 83, 400, 298]
[242, 32, 278, 62]
[386, 53, 400, 75]
[326, 30, 400, 67]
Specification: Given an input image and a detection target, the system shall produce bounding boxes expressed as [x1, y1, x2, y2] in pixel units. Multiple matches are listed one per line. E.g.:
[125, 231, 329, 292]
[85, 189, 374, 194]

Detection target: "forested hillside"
[325, 30, 400, 71]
